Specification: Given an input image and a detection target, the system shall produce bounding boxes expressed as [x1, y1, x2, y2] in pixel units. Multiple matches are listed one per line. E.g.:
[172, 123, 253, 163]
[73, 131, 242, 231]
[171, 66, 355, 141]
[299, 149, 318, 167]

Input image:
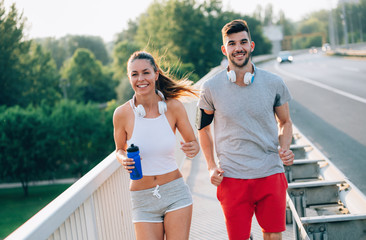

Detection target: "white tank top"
[127, 101, 178, 176]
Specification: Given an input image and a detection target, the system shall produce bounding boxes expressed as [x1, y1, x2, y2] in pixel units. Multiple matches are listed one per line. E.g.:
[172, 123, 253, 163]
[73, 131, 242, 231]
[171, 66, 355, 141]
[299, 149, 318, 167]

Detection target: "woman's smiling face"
[128, 59, 158, 95]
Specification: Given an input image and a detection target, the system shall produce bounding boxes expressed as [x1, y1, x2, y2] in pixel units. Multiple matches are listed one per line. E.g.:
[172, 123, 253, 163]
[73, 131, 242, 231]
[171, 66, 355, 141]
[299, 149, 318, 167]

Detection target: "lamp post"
[341, 1, 349, 47]
[328, 7, 336, 49]
[358, 10, 363, 42]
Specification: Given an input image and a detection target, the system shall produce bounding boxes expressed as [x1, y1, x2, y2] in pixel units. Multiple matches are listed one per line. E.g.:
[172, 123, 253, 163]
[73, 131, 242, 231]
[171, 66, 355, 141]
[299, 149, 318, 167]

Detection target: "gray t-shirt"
[198, 67, 292, 179]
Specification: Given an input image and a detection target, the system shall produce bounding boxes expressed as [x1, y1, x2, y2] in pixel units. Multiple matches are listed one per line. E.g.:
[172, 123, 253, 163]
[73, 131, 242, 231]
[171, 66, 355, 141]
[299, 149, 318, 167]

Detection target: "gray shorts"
[130, 177, 193, 223]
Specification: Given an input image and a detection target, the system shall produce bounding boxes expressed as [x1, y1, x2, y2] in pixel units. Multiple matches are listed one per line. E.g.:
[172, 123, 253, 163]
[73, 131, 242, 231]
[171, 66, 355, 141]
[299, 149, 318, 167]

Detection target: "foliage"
[66, 35, 110, 65]
[61, 48, 117, 103]
[36, 37, 69, 69]
[0, 105, 52, 196]
[115, 19, 139, 43]
[1, 2, 63, 107]
[263, 3, 274, 26]
[48, 100, 113, 176]
[115, 77, 134, 103]
[135, 0, 205, 75]
[128, 0, 271, 79]
[37, 35, 111, 69]
[299, 17, 325, 35]
[0, 1, 31, 107]
[292, 17, 326, 49]
[0, 101, 116, 196]
[21, 43, 62, 106]
[112, 40, 139, 102]
[112, 40, 140, 80]
[339, 0, 366, 43]
[292, 0, 366, 47]
[253, 0, 366, 49]
[277, 10, 295, 36]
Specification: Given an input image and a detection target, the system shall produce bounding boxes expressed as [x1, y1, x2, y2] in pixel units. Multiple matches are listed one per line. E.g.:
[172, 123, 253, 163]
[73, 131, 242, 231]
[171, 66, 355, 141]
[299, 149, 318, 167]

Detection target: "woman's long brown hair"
[127, 51, 198, 99]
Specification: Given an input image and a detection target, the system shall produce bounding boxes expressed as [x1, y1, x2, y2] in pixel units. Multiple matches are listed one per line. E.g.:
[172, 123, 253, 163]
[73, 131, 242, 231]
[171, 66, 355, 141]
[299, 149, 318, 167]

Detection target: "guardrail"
[286, 126, 366, 240]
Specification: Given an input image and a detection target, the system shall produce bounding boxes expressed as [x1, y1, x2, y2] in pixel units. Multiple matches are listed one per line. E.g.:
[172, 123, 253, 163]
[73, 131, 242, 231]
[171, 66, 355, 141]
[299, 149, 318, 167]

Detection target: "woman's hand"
[116, 151, 135, 173]
[180, 140, 200, 159]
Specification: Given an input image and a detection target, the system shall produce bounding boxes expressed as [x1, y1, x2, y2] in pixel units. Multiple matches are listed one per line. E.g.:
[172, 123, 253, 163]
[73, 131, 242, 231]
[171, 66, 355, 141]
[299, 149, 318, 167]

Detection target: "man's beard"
[228, 50, 251, 68]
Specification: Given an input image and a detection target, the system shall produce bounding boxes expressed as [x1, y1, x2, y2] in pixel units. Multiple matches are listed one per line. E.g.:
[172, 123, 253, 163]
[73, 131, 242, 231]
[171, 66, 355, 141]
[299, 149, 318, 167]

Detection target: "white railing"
[5, 152, 135, 240]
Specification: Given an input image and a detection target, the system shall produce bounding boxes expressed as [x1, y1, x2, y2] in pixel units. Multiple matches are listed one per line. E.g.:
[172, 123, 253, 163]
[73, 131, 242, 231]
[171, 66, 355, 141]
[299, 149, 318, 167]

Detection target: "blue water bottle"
[127, 144, 143, 180]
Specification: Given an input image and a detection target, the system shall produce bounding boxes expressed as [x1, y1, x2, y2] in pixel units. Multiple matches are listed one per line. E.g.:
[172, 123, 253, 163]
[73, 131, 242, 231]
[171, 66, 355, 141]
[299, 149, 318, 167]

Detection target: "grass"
[0, 184, 71, 239]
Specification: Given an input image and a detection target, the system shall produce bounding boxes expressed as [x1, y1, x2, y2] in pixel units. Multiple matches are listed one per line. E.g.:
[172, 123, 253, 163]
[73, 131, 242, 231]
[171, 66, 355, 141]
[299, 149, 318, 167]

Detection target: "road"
[259, 52, 366, 195]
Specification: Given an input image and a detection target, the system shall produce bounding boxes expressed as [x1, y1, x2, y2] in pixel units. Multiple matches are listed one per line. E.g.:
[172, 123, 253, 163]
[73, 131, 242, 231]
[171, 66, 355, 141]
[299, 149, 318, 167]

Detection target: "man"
[197, 19, 294, 240]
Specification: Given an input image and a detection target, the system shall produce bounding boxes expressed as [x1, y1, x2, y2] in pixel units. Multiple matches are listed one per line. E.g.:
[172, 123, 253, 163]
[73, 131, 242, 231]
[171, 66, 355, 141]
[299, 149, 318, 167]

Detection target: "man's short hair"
[222, 19, 251, 44]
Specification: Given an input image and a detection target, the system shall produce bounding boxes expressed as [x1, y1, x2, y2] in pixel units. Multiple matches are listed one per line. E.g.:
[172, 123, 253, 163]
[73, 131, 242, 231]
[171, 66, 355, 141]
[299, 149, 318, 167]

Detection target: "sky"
[4, 0, 337, 42]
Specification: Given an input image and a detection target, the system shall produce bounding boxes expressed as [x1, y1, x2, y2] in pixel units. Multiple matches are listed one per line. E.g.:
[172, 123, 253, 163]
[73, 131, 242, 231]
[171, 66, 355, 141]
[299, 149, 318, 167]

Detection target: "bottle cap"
[127, 144, 139, 152]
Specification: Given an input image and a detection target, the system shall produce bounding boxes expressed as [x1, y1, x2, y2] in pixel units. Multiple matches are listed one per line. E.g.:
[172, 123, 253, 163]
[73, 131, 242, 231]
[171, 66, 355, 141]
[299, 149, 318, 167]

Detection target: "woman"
[113, 51, 199, 240]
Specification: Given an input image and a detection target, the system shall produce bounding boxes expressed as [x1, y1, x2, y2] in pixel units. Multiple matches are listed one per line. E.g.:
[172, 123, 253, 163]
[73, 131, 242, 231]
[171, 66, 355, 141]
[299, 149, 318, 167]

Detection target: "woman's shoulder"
[166, 98, 184, 109]
[113, 101, 132, 121]
[166, 98, 187, 119]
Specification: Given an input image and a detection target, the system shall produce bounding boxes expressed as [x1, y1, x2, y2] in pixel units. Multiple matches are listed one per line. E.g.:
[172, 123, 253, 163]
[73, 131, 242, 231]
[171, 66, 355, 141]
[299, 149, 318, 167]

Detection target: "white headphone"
[227, 64, 256, 85]
[132, 90, 167, 118]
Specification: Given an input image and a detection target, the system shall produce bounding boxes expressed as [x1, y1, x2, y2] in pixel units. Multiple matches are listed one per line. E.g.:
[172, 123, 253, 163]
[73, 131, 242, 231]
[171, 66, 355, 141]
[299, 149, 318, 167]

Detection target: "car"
[309, 46, 318, 54]
[277, 51, 293, 63]
[322, 43, 331, 52]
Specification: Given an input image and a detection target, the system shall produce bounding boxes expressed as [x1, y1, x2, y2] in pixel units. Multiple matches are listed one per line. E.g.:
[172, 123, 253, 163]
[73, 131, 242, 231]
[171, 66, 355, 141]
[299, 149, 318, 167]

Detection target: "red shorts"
[217, 173, 288, 240]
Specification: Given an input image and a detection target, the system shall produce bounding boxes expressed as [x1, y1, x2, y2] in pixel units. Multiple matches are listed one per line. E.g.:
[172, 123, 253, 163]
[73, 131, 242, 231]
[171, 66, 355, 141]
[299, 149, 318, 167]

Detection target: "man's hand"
[209, 167, 224, 187]
[279, 148, 294, 166]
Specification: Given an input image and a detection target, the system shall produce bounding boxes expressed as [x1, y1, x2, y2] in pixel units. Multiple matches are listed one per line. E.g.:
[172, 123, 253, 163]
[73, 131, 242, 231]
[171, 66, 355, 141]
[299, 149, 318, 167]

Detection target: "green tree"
[0, 106, 52, 196]
[66, 35, 110, 65]
[37, 35, 111, 70]
[341, 1, 365, 43]
[263, 3, 274, 26]
[360, 0, 366, 41]
[36, 37, 69, 69]
[0, 1, 30, 106]
[135, 0, 271, 78]
[112, 41, 139, 102]
[198, 0, 228, 74]
[114, 0, 272, 81]
[277, 10, 295, 36]
[0, 101, 116, 196]
[295, 17, 325, 48]
[61, 48, 117, 103]
[252, 5, 263, 23]
[136, 0, 220, 78]
[21, 43, 62, 106]
[112, 41, 140, 80]
[48, 100, 111, 177]
[115, 19, 139, 43]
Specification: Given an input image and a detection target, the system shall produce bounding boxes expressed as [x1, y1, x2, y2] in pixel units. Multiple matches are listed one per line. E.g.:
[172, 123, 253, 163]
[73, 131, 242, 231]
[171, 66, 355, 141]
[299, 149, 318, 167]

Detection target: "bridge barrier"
[287, 126, 366, 240]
